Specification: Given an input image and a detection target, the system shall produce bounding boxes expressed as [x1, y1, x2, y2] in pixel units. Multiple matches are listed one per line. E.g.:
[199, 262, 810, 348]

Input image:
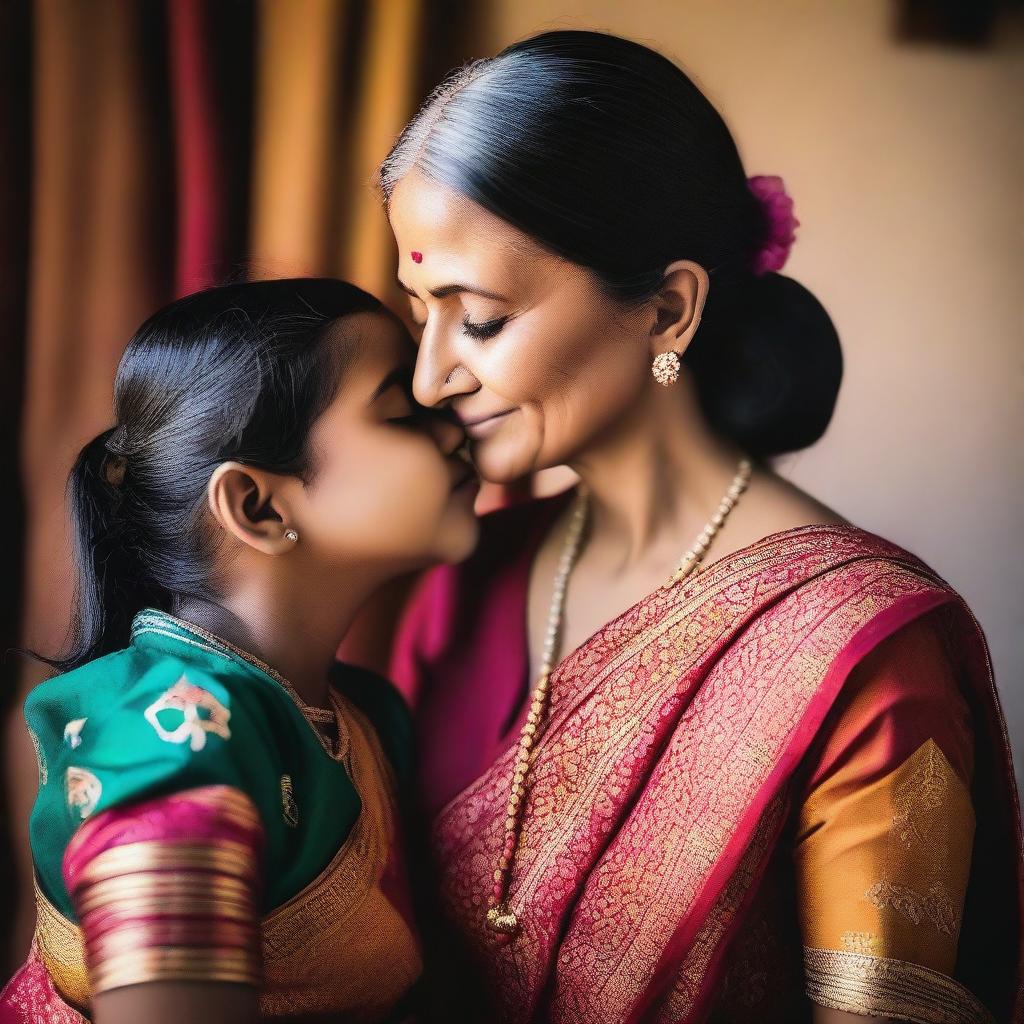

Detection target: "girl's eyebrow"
[397, 278, 508, 302]
[369, 366, 412, 404]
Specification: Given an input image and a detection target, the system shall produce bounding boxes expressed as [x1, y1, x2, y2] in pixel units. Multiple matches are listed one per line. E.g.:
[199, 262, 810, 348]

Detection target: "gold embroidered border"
[260, 696, 395, 959]
[258, 694, 423, 1018]
[803, 947, 995, 1024]
[34, 879, 89, 1009]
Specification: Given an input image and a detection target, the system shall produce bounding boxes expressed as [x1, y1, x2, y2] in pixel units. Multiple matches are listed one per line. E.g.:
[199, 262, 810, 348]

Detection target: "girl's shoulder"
[24, 629, 342, 917]
[25, 635, 296, 805]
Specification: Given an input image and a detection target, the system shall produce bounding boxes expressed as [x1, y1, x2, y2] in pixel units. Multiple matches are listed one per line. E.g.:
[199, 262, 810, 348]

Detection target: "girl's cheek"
[346, 431, 450, 507]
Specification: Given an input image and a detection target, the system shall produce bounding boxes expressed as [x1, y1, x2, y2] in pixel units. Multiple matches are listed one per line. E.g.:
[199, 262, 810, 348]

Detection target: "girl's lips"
[463, 408, 515, 440]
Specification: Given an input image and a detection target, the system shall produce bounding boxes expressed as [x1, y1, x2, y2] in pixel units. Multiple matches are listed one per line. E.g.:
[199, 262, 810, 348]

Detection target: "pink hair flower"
[747, 174, 799, 275]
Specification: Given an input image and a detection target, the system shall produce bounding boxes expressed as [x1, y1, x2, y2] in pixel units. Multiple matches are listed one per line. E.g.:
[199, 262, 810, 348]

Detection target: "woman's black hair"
[48, 278, 381, 672]
[380, 29, 842, 457]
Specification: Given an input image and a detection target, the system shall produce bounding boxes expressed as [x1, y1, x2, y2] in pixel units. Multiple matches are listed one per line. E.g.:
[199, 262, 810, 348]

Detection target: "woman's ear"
[207, 462, 297, 555]
[650, 259, 709, 359]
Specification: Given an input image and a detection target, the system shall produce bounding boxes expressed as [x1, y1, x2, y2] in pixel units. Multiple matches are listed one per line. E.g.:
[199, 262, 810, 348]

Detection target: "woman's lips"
[462, 408, 515, 440]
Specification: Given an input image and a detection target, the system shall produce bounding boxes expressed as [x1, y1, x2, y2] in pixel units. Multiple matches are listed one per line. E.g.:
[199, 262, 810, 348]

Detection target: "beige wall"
[486, 2, 1024, 776]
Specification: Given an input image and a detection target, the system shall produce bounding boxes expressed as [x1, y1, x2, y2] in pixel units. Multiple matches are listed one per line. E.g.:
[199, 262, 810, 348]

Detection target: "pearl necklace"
[485, 457, 753, 938]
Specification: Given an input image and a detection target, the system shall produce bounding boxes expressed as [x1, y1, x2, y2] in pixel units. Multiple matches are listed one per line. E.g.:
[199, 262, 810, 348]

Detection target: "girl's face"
[285, 310, 479, 572]
[387, 171, 655, 483]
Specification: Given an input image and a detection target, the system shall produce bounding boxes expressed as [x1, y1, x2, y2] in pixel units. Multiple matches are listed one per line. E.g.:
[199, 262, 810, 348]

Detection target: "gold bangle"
[83, 893, 258, 921]
[91, 948, 261, 994]
[75, 840, 259, 887]
[76, 871, 255, 916]
[88, 921, 259, 962]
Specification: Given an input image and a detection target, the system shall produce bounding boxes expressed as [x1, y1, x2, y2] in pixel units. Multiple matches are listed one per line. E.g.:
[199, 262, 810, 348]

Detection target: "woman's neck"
[569, 378, 745, 571]
[174, 576, 367, 709]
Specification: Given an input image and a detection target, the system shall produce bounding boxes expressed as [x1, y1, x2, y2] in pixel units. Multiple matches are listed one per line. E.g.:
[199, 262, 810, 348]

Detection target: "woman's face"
[287, 310, 480, 571]
[388, 171, 657, 484]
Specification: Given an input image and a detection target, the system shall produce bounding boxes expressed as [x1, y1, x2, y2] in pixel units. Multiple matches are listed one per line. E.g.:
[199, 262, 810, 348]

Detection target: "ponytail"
[44, 426, 165, 671]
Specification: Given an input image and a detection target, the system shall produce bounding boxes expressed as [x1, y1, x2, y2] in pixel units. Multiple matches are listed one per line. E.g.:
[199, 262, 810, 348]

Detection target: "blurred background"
[1, 0, 1021, 973]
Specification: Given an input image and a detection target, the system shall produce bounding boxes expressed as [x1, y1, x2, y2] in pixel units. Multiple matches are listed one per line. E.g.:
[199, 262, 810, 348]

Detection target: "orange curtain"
[2, 0, 484, 970]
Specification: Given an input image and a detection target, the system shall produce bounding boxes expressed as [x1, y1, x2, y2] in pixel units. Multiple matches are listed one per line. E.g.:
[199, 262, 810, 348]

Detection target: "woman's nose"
[412, 324, 478, 408]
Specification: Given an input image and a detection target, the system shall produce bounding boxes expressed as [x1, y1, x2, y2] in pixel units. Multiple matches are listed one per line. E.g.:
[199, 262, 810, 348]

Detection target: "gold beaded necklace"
[485, 457, 752, 938]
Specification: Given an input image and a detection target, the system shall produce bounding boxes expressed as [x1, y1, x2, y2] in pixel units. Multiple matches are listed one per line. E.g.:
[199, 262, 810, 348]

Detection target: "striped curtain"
[0, 0, 484, 969]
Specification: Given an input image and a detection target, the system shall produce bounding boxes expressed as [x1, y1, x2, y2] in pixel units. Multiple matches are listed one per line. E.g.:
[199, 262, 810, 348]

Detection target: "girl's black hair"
[381, 29, 842, 458]
[49, 278, 381, 672]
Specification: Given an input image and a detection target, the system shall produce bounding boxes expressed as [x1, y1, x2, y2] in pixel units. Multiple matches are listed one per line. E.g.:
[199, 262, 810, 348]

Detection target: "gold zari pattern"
[33, 881, 90, 1010]
[257, 697, 422, 1020]
[804, 947, 995, 1024]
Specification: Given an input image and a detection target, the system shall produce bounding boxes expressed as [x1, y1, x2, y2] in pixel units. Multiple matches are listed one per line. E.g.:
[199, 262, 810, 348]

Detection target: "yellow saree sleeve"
[794, 612, 993, 1021]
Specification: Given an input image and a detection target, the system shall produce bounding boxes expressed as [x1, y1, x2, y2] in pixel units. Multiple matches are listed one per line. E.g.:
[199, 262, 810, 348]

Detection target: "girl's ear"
[207, 462, 297, 555]
[649, 259, 709, 360]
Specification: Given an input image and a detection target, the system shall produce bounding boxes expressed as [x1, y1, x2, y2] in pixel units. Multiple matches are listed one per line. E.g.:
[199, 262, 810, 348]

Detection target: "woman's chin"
[469, 436, 540, 487]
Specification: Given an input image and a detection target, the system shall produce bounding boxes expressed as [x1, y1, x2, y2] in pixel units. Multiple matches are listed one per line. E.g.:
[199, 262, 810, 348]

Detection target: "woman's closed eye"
[461, 313, 509, 341]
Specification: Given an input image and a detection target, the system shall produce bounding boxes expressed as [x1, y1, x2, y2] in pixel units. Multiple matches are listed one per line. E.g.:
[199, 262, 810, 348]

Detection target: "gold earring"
[652, 351, 681, 386]
[284, 529, 299, 543]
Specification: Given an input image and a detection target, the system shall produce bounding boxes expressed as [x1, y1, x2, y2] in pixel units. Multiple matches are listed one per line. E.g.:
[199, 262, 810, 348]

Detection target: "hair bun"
[686, 272, 843, 458]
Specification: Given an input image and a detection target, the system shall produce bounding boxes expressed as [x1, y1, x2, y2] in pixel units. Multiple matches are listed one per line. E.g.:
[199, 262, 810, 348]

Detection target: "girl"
[1, 278, 479, 1023]
[382, 30, 1022, 1024]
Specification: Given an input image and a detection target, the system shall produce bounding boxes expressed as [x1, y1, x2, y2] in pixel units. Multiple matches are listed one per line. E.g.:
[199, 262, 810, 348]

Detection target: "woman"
[382, 31, 1023, 1024]
[1, 279, 479, 1023]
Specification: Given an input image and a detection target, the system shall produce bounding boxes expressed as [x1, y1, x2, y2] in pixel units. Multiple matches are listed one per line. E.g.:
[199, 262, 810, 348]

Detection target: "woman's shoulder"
[729, 497, 949, 593]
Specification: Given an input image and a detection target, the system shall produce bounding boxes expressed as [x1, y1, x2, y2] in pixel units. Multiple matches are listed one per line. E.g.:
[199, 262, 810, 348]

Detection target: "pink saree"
[392, 493, 1023, 1023]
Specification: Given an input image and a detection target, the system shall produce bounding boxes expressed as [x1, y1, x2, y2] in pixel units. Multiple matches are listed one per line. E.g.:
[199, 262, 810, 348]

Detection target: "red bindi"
[411, 251, 423, 263]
